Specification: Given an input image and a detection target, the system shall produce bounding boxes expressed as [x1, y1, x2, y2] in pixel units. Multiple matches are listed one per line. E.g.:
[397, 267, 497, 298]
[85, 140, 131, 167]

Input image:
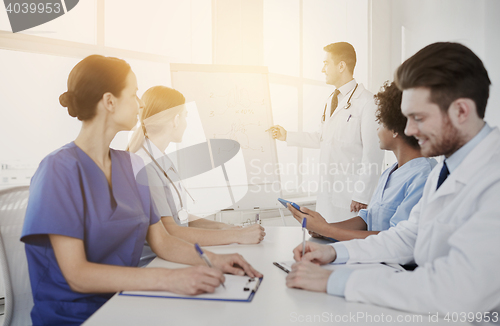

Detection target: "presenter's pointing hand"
[266, 125, 287, 141]
[292, 241, 336, 265]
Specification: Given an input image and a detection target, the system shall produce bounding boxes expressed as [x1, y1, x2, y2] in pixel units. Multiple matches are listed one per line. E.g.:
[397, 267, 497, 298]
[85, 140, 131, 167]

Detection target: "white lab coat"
[287, 83, 384, 222]
[340, 127, 500, 314]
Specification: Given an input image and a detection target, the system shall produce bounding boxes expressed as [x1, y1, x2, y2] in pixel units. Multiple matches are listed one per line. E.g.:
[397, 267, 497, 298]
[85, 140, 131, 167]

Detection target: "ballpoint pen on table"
[194, 243, 226, 289]
[301, 218, 307, 258]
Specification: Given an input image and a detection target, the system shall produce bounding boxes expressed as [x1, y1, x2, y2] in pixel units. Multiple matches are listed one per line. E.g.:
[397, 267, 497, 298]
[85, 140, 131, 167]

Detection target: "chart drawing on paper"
[171, 64, 281, 210]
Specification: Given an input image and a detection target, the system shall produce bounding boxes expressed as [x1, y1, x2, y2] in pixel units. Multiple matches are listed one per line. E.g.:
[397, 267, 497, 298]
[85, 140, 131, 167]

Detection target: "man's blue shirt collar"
[445, 123, 492, 173]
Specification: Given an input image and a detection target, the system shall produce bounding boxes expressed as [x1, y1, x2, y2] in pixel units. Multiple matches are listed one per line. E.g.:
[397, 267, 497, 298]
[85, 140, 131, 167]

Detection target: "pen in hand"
[301, 218, 307, 259]
[195, 243, 226, 289]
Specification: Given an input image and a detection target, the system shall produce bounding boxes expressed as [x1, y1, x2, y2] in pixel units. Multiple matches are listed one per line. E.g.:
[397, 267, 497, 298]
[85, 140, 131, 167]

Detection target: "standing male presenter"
[269, 42, 383, 222]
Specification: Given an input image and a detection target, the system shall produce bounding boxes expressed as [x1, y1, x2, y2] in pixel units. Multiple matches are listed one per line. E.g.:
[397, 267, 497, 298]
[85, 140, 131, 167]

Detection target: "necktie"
[436, 161, 450, 190]
[330, 89, 341, 117]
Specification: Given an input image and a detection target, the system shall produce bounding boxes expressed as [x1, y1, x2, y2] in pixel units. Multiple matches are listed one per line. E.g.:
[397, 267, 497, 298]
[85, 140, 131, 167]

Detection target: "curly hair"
[375, 81, 419, 149]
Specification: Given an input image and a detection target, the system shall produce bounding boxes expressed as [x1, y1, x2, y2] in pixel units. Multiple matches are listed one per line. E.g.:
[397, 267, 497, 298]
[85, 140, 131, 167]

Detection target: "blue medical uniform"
[21, 142, 160, 326]
[359, 157, 436, 231]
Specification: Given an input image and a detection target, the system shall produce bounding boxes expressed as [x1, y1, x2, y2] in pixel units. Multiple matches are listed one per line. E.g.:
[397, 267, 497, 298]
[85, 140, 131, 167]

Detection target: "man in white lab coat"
[286, 42, 500, 317]
[269, 42, 383, 222]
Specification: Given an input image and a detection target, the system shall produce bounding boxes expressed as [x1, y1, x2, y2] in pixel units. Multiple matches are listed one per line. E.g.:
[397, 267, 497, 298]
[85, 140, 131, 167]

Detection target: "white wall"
[368, 0, 392, 95]
[388, 0, 499, 128]
[0, 0, 212, 189]
[370, 0, 500, 168]
[483, 0, 500, 127]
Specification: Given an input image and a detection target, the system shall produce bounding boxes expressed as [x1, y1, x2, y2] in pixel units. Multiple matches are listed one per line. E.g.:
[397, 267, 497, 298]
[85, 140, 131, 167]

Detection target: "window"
[0, 50, 81, 189]
[263, 0, 300, 77]
[1, 0, 97, 44]
[0, 0, 212, 190]
[105, 0, 211, 62]
[269, 84, 299, 192]
[302, 0, 339, 81]
[0, 0, 370, 198]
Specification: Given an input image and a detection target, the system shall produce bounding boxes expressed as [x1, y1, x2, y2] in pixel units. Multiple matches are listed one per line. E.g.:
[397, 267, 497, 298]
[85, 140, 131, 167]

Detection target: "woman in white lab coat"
[128, 86, 265, 246]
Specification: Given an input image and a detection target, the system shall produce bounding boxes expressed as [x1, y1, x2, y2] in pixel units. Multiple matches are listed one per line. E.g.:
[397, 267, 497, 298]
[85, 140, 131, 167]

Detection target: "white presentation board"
[170, 64, 282, 212]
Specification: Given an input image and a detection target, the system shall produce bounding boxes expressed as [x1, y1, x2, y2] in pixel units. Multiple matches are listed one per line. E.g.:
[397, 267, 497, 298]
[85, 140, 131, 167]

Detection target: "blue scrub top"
[21, 142, 160, 326]
[359, 157, 436, 231]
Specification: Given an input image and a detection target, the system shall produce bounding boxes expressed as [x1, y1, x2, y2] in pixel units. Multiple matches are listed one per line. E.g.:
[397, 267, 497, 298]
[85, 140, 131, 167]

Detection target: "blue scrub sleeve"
[327, 243, 354, 297]
[358, 209, 368, 224]
[22, 154, 85, 242]
[388, 173, 427, 228]
[327, 268, 354, 297]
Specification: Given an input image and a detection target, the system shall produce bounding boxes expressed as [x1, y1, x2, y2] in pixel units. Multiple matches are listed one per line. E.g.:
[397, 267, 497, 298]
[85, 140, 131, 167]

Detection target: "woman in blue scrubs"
[21, 55, 261, 326]
[287, 81, 436, 241]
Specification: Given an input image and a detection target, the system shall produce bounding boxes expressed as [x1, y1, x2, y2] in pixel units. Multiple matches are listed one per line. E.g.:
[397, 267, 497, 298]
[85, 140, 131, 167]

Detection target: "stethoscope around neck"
[322, 83, 358, 122]
[140, 122, 195, 221]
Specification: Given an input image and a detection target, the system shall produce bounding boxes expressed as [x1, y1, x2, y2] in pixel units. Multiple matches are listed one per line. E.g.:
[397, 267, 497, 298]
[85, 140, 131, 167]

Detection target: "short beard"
[424, 115, 465, 157]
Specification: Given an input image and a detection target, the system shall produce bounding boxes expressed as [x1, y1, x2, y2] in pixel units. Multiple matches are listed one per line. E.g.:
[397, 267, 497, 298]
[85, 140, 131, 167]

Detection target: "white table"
[84, 227, 469, 325]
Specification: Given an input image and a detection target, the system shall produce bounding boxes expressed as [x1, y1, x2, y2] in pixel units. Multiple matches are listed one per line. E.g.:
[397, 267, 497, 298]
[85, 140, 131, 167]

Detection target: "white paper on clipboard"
[119, 275, 263, 302]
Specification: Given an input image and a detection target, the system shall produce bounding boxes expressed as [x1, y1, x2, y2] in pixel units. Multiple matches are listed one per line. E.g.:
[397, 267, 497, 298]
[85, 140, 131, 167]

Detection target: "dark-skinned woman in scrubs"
[21, 55, 261, 326]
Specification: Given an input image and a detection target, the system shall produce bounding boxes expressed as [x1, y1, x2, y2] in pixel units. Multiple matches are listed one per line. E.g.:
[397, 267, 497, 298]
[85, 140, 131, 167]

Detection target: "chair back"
[0, 186, 33, 326]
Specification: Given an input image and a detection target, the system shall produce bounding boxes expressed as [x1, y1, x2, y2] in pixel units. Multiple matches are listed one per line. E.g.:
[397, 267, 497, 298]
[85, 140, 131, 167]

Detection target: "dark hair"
[375, 81, 419, 149]
[323, 42, 356, 74]
[59, 55, 131, 121]
[395, 42, 490, 118]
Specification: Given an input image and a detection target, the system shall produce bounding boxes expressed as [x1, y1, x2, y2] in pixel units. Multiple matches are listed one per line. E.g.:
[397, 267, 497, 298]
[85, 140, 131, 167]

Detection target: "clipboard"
[119, 275, 263, 302]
